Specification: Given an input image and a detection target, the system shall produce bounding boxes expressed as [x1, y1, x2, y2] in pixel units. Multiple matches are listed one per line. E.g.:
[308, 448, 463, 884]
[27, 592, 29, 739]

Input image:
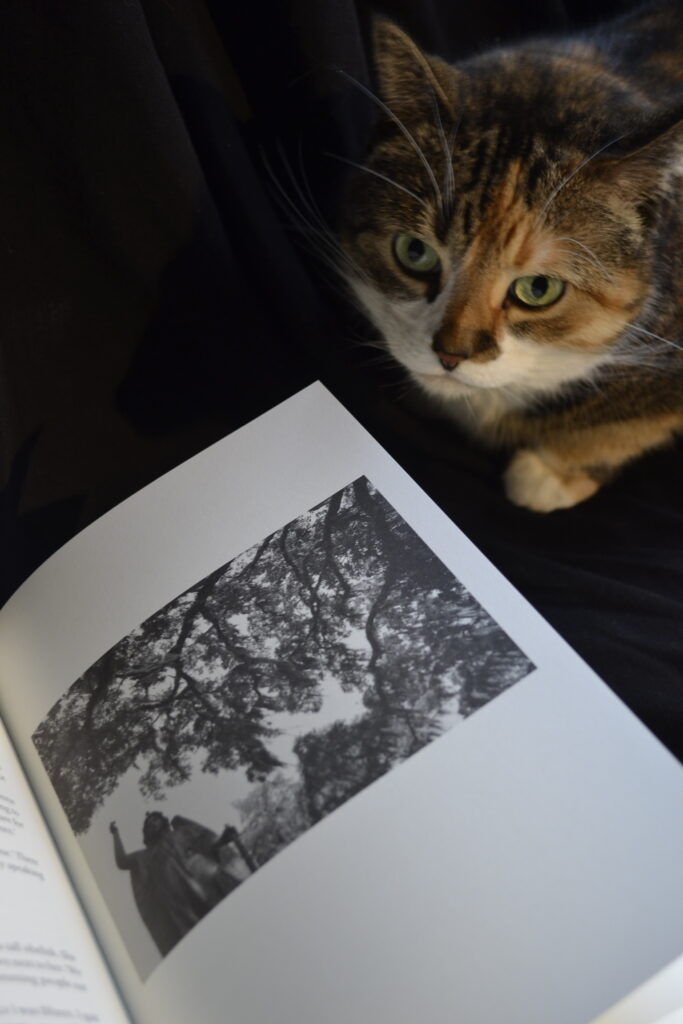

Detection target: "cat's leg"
[504, 414, 683, 512]
[504, 450, 599, 511]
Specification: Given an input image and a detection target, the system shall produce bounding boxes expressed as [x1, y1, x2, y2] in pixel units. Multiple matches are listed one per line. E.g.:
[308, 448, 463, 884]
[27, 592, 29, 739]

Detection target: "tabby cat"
[340, 2, 683, 511]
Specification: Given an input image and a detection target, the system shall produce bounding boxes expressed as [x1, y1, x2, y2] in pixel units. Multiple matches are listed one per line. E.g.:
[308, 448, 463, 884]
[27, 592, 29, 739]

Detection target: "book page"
[0, 719, 129, 1023]
[589, 953, 683, 1024]
[0, 383, 682, 1024]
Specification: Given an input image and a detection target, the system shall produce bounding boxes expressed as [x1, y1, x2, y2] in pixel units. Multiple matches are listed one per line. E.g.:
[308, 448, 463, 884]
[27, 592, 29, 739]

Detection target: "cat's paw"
[504, 450, 599, 512]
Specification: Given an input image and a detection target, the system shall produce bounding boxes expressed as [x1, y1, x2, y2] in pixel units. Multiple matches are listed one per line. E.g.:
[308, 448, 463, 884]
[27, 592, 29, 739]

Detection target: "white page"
[0, 382, 682, 1024]
[590, 954, 683, 1024]
[0, 719, 129, 1022]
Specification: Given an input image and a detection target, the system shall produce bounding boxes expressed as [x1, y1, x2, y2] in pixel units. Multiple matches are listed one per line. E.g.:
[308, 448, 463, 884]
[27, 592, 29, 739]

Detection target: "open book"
[0, 382, 682, 1024]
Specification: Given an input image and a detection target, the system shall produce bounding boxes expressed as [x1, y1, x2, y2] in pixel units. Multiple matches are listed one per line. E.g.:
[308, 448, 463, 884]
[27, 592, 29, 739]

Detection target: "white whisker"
[296, 139, 337, 238]
[334, 68, 444, 216]
[539, 132, 629, 220]
[358, 350, 398, 369]
[628, 323, 683, 352]
[378, 375, 416, 402]
[602, 325, 683, 373]
[287, 234, 357, 300]
[461, 391, 476, 419]
[497, 384, 528, 404]
[552, 248, 611, 278]
[353, 336, 389, 353]
[261, 148, 371, 285]
[429, 89, 455, 221]
[278, 145, 370, 281]
[553, 237, 614, 279]
[324, 152, 428, 208]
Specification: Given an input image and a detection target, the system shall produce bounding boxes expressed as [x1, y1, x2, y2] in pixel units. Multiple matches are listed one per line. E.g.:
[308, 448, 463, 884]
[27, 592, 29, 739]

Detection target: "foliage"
[235, 772, 310, 866]
[33, 478, 532, 835]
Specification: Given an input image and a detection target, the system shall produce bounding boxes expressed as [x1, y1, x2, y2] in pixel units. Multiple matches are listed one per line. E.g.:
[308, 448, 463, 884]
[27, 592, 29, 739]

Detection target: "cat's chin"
[412, 370, 531, 433]
[413, 372, 491, 398]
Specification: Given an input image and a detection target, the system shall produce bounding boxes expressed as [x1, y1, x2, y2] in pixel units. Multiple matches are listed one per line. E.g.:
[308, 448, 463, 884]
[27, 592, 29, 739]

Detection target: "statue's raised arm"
[110, 820, 136, 871]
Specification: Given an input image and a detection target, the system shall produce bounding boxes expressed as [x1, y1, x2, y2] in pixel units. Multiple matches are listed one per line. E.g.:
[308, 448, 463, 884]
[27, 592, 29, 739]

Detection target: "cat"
[339, 1, 683, 512]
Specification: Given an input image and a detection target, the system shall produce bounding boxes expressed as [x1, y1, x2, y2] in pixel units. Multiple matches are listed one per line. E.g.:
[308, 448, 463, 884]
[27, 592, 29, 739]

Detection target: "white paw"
[504, 450, 599, 513]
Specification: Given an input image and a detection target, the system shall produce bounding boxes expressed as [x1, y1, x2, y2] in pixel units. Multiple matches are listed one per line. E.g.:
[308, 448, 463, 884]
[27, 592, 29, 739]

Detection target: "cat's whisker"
[553, 249, 605, 274]
[324, 153, 429, 209]
[553, 239, 615, 280]
[627, 323, 683, 352]
[263, 156, 339, 259]
[582, 374, 609, 397]
[290, 238, 358, 303]
[262, 147, 371, 287]
[499, 384, 522, 401]
[273, 144, 372, 284]
[278, 218, 351, 282]
[539, 131, 630, 220]
[279, 221, 362, 301]
[552, 255, 614, 287]
[295, 139, 338, 239]
[357, 350, 399, 370]
[352, 337, 389, 353]
[279, 222, 336, 270]
[613, 355, 671, 372]
[458, 391, 475, 419]
[447, 109, 463, 161]
[291, 145, 376, 301]
[342, 330, 393, 359]
[606, 328, 681, 372]
[428, 89, 456, 224]
[333, 67, 444, 216]
[609, 354, 670, 374]
[376, 375, 415, 401]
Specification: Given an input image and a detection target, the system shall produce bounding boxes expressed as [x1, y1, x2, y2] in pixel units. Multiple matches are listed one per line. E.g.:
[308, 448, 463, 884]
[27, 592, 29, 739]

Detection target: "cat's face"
[340, 22, 679, 413]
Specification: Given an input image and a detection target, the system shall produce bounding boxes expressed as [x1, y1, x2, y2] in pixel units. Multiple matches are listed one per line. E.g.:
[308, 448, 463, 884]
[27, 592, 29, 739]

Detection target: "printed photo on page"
[31, 477, 534, 979]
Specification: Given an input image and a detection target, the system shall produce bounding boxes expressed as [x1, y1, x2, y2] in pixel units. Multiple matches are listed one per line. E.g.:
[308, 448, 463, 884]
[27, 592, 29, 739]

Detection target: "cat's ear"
[372, 19, 459, 123]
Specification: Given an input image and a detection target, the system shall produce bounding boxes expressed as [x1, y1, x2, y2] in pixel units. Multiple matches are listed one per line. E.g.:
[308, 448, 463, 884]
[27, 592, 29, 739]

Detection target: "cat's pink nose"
[436, 350, 467, 371]
[433, 330, 469, 371]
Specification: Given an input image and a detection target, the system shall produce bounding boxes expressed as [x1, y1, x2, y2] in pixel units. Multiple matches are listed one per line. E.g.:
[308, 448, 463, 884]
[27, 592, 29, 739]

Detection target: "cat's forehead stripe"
[465, 160, 539, 269]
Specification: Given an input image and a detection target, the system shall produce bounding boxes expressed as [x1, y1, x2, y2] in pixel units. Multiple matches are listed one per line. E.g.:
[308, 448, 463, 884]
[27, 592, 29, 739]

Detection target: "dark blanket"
[2, 0, 681, 760]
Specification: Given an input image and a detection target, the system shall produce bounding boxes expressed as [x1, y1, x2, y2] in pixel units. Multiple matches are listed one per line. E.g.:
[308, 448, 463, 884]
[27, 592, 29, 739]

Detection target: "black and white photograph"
[33, 477, 534, 979]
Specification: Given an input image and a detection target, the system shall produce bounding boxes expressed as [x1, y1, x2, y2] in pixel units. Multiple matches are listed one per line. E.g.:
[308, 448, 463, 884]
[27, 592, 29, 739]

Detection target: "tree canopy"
[34, 478, 532, 836]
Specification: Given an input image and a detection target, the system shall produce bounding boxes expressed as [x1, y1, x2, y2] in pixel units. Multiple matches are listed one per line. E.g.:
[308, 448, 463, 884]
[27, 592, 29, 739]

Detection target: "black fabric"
[2, 0, 681, 760]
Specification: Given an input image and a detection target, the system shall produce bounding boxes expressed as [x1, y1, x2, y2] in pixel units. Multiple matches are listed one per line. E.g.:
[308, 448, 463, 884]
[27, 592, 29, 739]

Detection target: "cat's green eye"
[393, 234, 441, 275]
[509, 275, 566, 309]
